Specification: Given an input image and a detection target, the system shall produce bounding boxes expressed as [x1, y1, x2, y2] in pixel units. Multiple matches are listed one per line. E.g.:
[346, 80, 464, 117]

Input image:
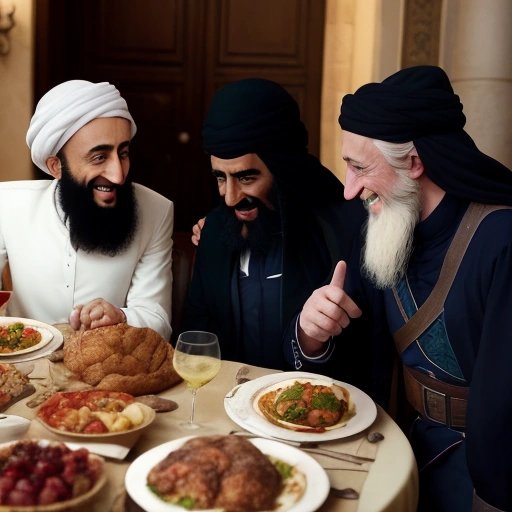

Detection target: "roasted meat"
[147, 435, 282, 511]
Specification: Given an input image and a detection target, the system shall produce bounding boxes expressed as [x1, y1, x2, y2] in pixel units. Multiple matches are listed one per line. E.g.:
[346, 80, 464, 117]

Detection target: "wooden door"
[34, 0, 326, 232]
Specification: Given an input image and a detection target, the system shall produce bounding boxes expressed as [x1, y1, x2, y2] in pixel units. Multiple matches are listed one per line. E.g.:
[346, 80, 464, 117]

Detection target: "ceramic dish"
[0, 318, 63, 364]
[125, 435, 330, 512]
[0, 439, 107, 511]
[37, 401, 156, 439]
[224, 371, 377, 443]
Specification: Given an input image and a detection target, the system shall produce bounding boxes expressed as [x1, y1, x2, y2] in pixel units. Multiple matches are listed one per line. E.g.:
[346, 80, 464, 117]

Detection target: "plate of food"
[36, 389, 156, 438]
[0, 363, 36, 413]
[0, 319, 54, 356]
[0, 439, 106, 510]
[224, 371, 377, 443]
[0, 317, 64, 363]
[125, 434, 330, 512]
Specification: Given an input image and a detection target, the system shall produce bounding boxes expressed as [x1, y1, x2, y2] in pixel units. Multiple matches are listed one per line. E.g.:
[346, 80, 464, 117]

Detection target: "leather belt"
[403, 366, 468, 428]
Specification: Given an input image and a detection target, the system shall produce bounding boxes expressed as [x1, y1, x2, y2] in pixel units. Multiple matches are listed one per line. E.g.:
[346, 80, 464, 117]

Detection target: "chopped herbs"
[276, 382, 304, 402]
[311, 392, 342, 412]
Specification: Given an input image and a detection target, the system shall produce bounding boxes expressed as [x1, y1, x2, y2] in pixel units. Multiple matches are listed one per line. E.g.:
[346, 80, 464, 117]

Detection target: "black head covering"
[339, 65, 512, 205]
[202, 78, 344, 204]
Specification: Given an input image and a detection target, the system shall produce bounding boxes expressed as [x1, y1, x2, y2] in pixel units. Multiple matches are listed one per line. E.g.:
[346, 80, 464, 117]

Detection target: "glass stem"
[189, 389, 197, 425]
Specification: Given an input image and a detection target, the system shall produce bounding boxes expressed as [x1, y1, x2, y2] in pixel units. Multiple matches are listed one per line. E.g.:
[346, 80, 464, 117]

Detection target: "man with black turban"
[295, 66, 512, 512]
[0, 80, 173, 339]
[181, 78, 377, 384]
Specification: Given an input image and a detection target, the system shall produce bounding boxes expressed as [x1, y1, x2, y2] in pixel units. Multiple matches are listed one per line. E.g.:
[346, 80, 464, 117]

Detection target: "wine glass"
[173, 331, 221, 429]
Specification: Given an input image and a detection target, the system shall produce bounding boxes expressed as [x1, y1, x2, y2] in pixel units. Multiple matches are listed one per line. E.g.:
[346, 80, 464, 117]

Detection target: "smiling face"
[47, 117, 132, 208]
[341, 131, 405, 214]
[211, 153, 275, 223]
[46, 117, 138, 255]
[341, 131, 422, 288]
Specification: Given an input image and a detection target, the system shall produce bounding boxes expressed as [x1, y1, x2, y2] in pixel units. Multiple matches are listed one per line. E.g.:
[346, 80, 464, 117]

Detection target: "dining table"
[3, 350, 419, 512]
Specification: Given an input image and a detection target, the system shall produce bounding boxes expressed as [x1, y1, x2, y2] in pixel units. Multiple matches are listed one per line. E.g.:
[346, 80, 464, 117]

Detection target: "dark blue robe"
[385, 195, 512, 510]
[289, 194, 512, 510]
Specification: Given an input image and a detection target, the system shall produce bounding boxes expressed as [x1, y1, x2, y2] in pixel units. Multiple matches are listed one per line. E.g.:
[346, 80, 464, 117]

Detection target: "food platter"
[37, 402, 155, 439]
[0, 317, 63, 363]
[224, 371, 377, 443]
[125, 436, 330, 512]
[36, 390, 156, 439]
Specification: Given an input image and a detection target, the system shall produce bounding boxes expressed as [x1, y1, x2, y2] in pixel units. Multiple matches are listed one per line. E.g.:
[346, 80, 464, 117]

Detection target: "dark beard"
[57, 166, 138, 256]
[219, 197, 282, 254]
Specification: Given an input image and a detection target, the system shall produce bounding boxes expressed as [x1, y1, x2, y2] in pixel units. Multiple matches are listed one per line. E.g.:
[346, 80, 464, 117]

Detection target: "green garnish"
[281, 403, 307, 421]
[148, 485, 196, 510]
[276, 382, 304, 403]
[273, 458, 293, 479]
[311, 392, 342, 412]
[8, 322, 24, 332]
[176, 496, 196, 509]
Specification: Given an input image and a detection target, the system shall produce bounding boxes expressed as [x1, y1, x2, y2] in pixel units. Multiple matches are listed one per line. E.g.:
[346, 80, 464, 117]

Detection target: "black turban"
[202, 78, 344, 204]
[339, 65, 512, 205]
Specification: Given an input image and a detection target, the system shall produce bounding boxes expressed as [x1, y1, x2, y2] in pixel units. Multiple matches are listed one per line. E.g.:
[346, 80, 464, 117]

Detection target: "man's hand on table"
[70, 298, 126, 331]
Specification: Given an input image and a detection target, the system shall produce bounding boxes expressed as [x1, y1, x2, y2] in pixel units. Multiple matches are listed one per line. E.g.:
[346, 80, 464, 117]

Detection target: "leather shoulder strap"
[393, 203, 510, 354]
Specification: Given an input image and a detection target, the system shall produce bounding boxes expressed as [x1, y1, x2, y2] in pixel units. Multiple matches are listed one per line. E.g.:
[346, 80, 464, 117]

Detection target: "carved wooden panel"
[401, 0, 443, 67]
[205, 0, 325, 152]
[217, 0, 307, 66]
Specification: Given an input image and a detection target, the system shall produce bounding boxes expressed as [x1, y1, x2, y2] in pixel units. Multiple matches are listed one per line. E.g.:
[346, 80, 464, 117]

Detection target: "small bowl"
[0, 415, 31, 442]
[0, 439, 107, 511]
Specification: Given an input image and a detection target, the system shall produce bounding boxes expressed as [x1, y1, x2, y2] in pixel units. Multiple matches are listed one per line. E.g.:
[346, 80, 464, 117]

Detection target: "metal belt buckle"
[423, 386, 448, 424]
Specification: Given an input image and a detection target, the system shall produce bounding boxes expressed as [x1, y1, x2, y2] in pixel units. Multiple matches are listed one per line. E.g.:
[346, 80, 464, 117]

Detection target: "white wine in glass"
[173, 331, 221, 429]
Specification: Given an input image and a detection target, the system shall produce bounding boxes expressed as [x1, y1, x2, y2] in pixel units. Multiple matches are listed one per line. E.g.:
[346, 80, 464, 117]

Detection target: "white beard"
[363, 174, 420, 289]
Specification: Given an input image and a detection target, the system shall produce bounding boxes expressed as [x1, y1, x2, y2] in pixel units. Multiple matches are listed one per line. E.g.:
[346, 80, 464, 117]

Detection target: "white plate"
[125, 436, 330, 512]
[224, 371, 377, 443]
[0, 319, 53, 356]
[0, 317, 63, 363]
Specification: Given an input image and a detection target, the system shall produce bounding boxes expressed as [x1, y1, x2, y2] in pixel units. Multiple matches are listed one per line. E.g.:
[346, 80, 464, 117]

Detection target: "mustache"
[233, 197, 264, 211]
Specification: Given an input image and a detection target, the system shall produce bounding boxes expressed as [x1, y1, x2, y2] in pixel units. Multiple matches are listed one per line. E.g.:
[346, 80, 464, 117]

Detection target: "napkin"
[63, 439, 134, 460]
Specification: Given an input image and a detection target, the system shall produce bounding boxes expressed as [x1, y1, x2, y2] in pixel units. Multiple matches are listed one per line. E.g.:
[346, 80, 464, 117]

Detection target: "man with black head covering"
[295, 66, 512, 512]
[182, 78, 370, 376]
[0, 80, 173, 339]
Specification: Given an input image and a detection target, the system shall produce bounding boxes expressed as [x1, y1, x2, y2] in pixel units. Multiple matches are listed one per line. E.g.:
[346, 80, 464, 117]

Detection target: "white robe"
[0, 179, 173, 340]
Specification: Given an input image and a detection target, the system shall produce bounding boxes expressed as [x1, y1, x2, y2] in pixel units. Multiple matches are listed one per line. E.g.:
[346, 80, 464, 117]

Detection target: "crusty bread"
[63, 324, 182, 396]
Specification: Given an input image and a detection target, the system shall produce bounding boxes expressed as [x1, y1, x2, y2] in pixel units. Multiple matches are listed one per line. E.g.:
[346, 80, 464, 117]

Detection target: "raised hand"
[299, 261, 362, 347]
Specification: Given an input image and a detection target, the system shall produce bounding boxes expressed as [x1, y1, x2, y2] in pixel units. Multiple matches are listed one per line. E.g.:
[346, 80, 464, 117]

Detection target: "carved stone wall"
[401, 0, 442, 67]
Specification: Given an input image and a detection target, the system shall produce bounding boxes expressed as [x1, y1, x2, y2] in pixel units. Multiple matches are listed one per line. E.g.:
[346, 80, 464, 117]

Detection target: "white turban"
[26, 80, 137, 174]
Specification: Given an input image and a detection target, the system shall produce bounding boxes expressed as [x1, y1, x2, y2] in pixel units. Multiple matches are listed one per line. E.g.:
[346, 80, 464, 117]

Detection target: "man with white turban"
[0, 80, 173, 339]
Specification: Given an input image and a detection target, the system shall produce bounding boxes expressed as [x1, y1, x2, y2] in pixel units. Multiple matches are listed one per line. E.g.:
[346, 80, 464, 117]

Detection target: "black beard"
[218, 197, 282, 254]
[57, 166, 138, 256]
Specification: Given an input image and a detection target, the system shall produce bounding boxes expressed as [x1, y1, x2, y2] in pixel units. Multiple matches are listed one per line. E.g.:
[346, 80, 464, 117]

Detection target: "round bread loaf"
[63, 323, 182, 396]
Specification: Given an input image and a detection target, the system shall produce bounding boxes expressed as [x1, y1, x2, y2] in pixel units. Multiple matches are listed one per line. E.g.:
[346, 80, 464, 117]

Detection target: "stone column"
[440, 0, 512, 168]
